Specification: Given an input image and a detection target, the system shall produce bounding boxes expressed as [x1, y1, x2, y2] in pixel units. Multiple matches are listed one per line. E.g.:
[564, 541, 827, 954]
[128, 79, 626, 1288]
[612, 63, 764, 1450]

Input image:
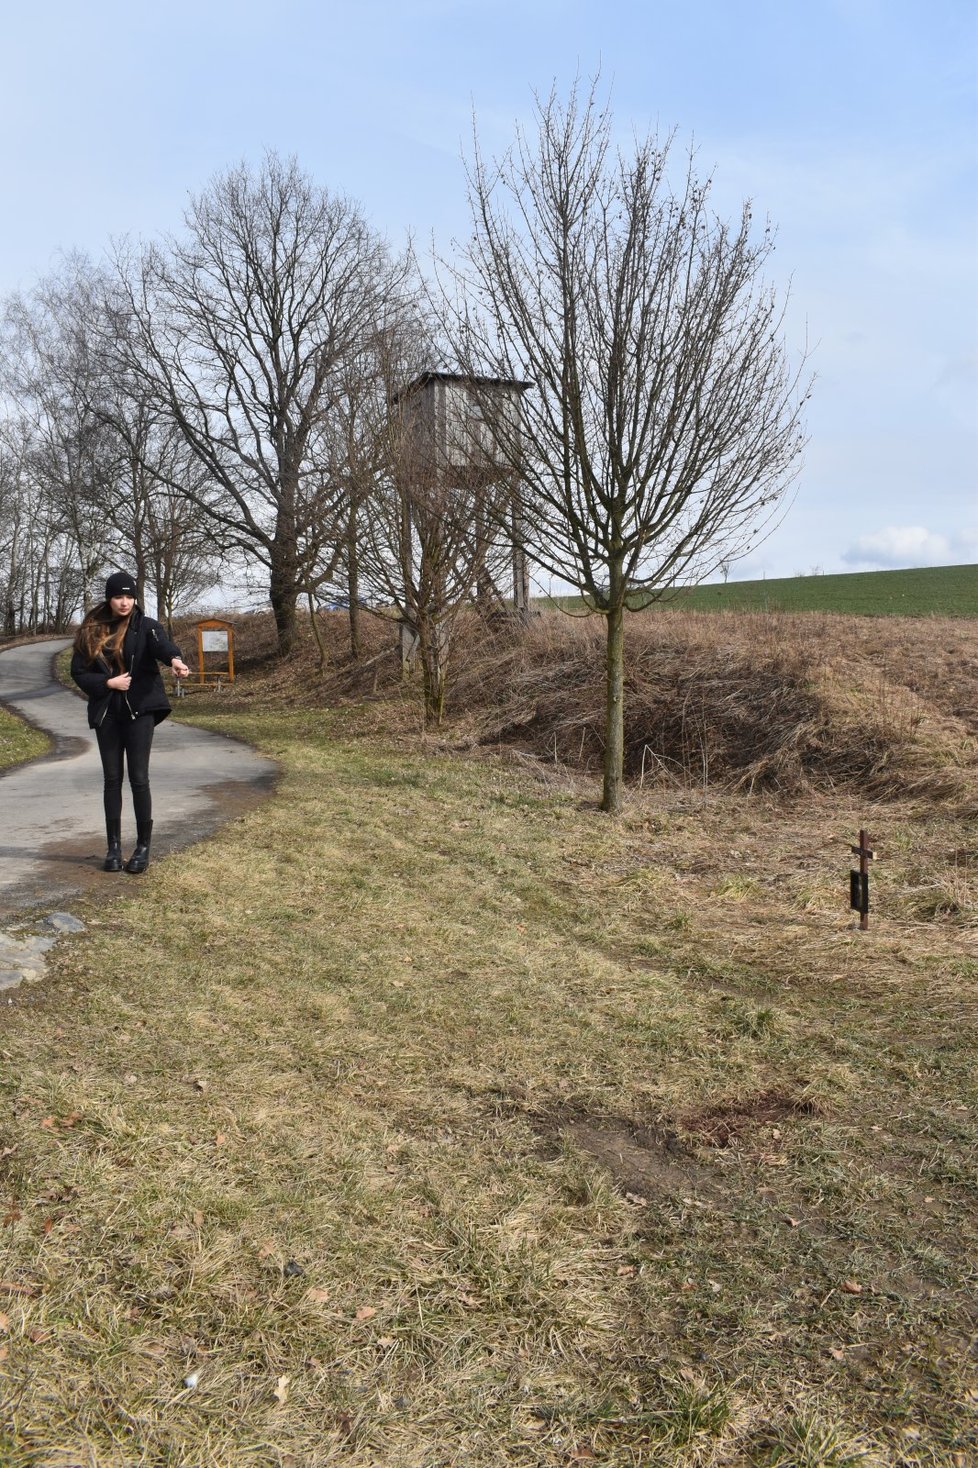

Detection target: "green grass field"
[545, 563, 977, 617]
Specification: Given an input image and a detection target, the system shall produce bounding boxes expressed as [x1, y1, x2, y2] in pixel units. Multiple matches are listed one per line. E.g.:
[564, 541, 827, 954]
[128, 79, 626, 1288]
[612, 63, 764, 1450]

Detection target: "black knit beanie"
[105, 571, 137, 601]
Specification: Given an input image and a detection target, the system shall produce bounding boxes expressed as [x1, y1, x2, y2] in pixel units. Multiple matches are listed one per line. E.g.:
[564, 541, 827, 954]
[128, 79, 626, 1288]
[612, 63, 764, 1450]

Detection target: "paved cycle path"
[0, 639, 277, 919]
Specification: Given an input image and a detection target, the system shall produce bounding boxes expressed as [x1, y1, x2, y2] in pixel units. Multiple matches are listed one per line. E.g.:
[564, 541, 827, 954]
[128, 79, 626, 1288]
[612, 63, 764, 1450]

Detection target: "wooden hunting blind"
[392, 371, 533, 631]
[394, 370, 529, 473]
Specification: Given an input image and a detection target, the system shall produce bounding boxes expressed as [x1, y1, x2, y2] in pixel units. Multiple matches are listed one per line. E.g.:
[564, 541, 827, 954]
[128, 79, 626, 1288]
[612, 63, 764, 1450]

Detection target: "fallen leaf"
[124, 1074, 138, 1086]
[27, 1327, 50, 1343]
[2, 1209, 21, 1228]
[829, 1347, 846, 1361]
[616, 1265, 636, 1278]
[0, 1314, 9, 1332]
[841, 1279, 863, 1295]
[258, 1240, 276, 1259]
[624, 1192, 649, 1207]
[355, 1305, 377, 1321]
[306, 1287, 331, 1304]
[39, 1118, 56, 1130]
[60, 1113, 81, 1128]
[192, 1210, 205, 1228]
[376, 1335, 395, 1347]
[42, 1219, 53, 1235]
[0, 1344, 8, 1362]
[215, 1133, 227, 1146]
[273, 1373, 289, 1404]
[783, 1216, 800, 1228]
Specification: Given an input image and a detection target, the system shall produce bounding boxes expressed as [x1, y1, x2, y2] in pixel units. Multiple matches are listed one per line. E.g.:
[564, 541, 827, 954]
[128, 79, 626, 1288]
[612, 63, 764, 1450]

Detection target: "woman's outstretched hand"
[106, 673, 132, 691]
[171, 658, 191, 679]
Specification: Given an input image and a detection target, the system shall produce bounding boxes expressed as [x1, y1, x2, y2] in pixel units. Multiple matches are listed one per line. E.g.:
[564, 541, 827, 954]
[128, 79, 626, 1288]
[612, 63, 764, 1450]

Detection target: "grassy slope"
[546, 563, 978, 617]
[0, 705, 49, 772]
[0, 700, 974, 1465]
[0, 639, 63, 771]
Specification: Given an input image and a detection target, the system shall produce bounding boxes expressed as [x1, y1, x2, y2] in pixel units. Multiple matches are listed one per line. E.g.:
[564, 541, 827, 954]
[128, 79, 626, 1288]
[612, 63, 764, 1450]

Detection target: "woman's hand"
[106, 673, 132, 691]
[171, 658, 191, 679]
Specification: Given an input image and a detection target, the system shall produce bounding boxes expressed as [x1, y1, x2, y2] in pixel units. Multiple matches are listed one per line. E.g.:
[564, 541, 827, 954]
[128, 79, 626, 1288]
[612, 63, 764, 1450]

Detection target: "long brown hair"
[73, 602, 132, 670]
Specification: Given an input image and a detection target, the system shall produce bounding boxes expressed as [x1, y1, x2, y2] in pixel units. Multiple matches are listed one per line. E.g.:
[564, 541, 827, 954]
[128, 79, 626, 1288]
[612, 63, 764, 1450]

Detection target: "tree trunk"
[602, 599, 626, 814]
[347, 502, 362, 659]
[307, 586, 329, 674]
[269, 527, 299, 656]
[417, 612, 446, 725]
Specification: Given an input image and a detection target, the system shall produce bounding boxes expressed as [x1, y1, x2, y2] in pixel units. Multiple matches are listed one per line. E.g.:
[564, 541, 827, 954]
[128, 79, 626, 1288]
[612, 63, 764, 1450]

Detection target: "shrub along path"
[0, 699, 973, 1465]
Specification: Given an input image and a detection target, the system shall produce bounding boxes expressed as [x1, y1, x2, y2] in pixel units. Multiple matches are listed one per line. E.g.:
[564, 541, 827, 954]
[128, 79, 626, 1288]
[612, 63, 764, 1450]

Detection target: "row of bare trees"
[0, 256, 216, 632]
[0, 82, 809, 810]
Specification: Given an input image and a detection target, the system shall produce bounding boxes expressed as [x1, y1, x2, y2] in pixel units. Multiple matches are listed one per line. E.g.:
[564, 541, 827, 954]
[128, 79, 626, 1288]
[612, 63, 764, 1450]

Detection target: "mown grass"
[545, 563, 978, 617]
[0, 699, 974, 1465]
[0, 704, 49, 772]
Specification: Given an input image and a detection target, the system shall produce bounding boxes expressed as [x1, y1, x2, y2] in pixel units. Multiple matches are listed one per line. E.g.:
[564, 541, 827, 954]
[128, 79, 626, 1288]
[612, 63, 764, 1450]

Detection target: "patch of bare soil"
[556, 1113, 722, 1202]
[678, 1087, 820, 1148]
[527, 1096, 768, 1208]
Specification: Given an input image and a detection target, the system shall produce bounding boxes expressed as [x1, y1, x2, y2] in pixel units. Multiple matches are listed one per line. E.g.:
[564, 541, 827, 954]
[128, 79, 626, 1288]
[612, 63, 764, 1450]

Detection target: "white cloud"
[841, 525, 976, 569]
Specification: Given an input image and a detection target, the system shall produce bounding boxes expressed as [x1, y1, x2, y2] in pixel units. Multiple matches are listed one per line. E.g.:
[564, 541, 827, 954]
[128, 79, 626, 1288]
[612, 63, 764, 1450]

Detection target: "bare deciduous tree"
[115, 153, 405, 655]
[446, 83, 810, 811]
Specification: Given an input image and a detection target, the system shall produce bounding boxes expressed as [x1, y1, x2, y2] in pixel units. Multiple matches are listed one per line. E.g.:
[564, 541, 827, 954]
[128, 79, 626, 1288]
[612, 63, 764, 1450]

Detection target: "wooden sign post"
[194, 618, 235, 687]
[849, 828, 875, 930]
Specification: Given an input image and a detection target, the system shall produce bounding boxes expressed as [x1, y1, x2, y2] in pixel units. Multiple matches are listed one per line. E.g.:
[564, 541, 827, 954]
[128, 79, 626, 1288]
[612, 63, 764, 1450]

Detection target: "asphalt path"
[0, 639, 277, 918]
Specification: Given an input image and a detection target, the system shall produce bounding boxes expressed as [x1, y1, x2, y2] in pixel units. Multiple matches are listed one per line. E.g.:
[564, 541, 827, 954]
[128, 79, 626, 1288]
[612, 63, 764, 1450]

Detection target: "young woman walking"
[71, 571, 190, 874]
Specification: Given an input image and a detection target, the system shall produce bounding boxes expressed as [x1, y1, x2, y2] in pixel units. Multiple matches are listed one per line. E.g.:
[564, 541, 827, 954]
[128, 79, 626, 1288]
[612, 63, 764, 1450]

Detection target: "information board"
[194, 619, 235, 684]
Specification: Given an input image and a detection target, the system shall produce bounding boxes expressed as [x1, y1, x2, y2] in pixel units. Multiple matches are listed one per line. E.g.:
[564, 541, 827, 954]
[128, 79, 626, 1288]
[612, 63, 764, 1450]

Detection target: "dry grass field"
[0, 607, 974, 1465]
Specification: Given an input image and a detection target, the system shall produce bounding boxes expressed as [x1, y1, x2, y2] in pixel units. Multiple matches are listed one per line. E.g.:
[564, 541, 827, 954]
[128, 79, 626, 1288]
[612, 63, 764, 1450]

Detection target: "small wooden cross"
[850, 828, 875, 930]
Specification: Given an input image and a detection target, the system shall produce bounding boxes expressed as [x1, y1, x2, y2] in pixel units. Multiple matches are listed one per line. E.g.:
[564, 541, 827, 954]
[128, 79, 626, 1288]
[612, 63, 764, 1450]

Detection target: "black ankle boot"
[125, 822, 153, 875]
[104, 821, 123, 873]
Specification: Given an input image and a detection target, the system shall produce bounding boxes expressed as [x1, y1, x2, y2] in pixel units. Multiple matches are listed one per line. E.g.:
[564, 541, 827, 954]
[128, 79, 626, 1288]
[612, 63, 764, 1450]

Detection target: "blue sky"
[2, 0, 974, 580]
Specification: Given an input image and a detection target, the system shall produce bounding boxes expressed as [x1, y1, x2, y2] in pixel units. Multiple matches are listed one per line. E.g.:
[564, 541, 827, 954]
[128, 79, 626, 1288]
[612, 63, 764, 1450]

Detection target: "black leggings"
[96, 713, 156, 827]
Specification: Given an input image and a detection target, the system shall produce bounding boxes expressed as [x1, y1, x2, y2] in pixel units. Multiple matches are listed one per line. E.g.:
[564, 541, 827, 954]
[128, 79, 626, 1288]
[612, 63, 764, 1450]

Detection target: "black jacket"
[71, 606, 183, 729]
